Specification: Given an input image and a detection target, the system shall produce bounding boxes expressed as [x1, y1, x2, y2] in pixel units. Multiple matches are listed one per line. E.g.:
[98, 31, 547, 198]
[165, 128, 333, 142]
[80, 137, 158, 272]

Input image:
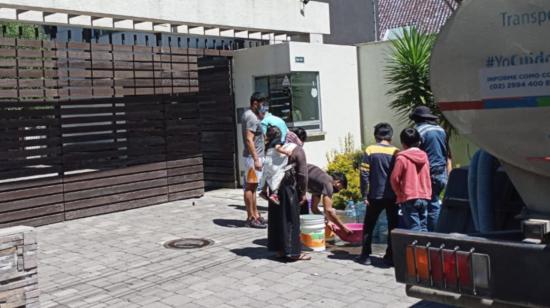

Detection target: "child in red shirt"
[390, 128, 432, 231]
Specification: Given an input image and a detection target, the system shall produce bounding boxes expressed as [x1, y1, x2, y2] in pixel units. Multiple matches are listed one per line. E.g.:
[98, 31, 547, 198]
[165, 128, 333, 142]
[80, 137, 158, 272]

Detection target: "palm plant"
[385, 27, 453, 133]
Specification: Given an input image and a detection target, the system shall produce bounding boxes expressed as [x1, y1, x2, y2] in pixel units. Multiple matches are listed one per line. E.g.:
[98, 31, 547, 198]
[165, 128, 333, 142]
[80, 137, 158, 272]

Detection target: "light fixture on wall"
[300, 0, 310, 16]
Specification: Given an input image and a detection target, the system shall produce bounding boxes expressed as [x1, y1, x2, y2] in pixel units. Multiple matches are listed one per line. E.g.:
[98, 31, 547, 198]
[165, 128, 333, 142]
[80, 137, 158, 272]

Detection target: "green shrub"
[326, 134, 363, 209]
[0, 22, 46, 39]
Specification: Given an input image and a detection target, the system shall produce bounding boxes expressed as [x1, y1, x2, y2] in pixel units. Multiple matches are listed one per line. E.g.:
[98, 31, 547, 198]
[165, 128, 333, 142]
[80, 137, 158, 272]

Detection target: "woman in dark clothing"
[266, 126, 310, 261]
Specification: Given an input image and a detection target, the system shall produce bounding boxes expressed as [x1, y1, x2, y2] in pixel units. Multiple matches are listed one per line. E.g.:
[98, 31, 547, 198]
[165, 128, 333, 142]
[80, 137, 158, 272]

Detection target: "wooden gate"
[198, 57, 237, 189]
[0, 37, 234, 227]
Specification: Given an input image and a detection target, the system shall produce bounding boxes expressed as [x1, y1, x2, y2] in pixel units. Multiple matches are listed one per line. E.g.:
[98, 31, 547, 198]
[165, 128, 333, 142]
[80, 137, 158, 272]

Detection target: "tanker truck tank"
[390, 2, 550, 305]
[430, 0, 550, 223]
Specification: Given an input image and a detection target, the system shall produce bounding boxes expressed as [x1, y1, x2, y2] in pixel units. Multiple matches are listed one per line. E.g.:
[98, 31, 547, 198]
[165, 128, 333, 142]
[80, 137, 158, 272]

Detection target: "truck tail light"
[429, 247, 443, 287]
[415, 246, 430, 282]
[403, 242, 491, 295]
[443, 249, 458, 289]
[406, 245, 416, 278]
[457, 250, 473, 290]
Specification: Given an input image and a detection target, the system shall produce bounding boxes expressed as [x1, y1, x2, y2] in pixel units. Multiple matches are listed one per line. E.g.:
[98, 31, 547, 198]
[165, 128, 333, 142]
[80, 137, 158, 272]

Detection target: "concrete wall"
[358, 41, 477, 166]
[0, 226, 39, 308]
[0, 0, 330, 35]
[357, 41, 406, 145]
[233, 43, 290, 179]
[288, 43, 362, 165]
[233, 42, 362, 177]
[316, 0, 376, 45]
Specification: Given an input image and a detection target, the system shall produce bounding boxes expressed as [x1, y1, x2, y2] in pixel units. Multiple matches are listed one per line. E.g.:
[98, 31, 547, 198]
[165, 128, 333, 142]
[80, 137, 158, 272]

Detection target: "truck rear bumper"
[392, 229, 550, 307]
[406, 285, 531, 308]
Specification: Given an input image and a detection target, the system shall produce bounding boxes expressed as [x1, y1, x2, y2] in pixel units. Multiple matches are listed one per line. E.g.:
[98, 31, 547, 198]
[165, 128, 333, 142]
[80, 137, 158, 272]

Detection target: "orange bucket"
[300, 215, 326, 251]
[325, 225, 335, 241]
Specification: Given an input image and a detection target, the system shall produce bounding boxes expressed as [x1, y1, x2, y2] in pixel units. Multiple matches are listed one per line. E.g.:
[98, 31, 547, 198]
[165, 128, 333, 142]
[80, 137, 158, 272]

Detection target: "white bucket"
[300, 214, 325, 252]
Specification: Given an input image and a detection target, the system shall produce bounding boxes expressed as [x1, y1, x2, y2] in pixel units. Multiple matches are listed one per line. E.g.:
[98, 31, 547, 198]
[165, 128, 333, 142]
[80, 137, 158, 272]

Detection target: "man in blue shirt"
[410, 106, 452, 232]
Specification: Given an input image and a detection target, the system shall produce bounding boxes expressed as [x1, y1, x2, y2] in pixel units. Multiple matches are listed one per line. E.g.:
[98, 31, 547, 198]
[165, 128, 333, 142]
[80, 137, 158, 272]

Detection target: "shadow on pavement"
[365, 256, 392, 269]
[327, 249, 356, 261]
[230, 247, 287, 263]
[212, 219, 246, 228]
[410, 300, 454, 308]
[327, 248, 392, 269]
[228, 204, 269, 212]
[252, 238, 268, 247]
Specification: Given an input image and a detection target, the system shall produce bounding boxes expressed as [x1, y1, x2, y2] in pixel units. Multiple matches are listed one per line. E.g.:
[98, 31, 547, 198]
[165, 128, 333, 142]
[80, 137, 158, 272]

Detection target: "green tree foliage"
[385, 27, 453, 133]
[326, 134, 363, 209]
[0, 22, 45, 39]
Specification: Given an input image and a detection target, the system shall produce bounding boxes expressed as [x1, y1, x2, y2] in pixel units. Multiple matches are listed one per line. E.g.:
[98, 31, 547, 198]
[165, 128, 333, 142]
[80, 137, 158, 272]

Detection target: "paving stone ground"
[37, 189, 448, 308]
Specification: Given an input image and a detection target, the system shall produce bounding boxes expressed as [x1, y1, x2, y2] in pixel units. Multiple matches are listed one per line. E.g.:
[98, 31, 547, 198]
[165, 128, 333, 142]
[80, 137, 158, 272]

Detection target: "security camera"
[302, 0, 310, 4]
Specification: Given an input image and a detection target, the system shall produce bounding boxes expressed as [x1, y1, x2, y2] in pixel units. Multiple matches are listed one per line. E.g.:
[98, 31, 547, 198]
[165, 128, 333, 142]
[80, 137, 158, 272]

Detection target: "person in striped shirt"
[357, 123, 399, 266]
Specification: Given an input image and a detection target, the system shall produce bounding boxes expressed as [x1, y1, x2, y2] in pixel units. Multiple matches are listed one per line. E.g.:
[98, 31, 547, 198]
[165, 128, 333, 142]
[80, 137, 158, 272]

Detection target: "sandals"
[287, 253, 311, 262]
[274, 252, 311, 262]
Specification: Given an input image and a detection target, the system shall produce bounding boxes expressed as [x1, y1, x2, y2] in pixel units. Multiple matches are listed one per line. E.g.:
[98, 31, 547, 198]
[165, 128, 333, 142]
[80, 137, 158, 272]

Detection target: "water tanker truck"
[391, 0, 550, 307]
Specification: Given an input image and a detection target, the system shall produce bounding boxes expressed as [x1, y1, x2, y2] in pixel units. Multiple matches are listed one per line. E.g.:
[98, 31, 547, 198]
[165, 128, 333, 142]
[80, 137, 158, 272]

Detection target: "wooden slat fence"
[197, 57, 237, 189]
[0, 38, 201, 101]
[0, 94, 205, 227]
[0, 178, 65, 227]
[0, 36, 228, 227]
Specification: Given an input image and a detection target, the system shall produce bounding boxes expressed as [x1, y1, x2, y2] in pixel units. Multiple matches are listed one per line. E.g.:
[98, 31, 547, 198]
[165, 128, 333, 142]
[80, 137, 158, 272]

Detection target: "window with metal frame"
[254, 72, 321, 131]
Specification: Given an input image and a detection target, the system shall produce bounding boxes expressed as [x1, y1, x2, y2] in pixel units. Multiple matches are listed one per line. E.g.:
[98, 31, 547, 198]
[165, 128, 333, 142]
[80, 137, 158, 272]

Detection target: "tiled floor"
[37, 189, 446, 308]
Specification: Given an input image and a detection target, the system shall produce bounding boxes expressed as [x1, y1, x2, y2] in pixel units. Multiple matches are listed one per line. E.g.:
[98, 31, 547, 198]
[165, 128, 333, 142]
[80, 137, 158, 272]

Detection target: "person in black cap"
[410, 106, 452, 232]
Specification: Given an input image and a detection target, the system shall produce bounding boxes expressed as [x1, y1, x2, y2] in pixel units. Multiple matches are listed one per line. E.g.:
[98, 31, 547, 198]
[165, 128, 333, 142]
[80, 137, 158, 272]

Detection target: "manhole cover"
[163, 238, 214, 250]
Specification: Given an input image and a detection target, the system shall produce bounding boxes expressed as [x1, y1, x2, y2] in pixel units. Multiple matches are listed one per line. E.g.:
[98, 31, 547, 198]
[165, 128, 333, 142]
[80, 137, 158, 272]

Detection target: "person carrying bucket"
[356, 123, 399, 266]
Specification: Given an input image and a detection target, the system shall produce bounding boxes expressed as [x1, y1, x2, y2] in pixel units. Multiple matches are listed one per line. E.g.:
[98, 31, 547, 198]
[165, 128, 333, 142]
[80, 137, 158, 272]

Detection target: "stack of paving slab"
[0, 226, 39, 308]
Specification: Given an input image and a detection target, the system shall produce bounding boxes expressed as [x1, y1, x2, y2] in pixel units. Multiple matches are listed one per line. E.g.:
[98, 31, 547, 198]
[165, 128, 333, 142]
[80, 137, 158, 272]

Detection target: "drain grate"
[163, 238, 214, 250]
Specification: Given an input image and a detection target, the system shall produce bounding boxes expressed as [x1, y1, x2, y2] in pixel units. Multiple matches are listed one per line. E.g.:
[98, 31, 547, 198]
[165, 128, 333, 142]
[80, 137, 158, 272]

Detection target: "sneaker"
[355, 256, 372, 266]
[248, 218, 267, 229]
[269, 194, 280, 205]
[257, 216, 267, 225]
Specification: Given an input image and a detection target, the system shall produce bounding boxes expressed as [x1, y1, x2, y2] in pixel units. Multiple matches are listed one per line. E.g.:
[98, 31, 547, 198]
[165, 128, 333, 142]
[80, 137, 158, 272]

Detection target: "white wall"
[233, 42, 362, 178]
[0, 0, 330, 35]
[233, 43, 290, 179]
[288, 42, 362, 166]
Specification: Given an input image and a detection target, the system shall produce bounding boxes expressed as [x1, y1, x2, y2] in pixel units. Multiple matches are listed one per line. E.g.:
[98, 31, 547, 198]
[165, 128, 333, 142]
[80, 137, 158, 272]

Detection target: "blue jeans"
[401, 199, 429, 231]
[428, 168, 448, 232]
